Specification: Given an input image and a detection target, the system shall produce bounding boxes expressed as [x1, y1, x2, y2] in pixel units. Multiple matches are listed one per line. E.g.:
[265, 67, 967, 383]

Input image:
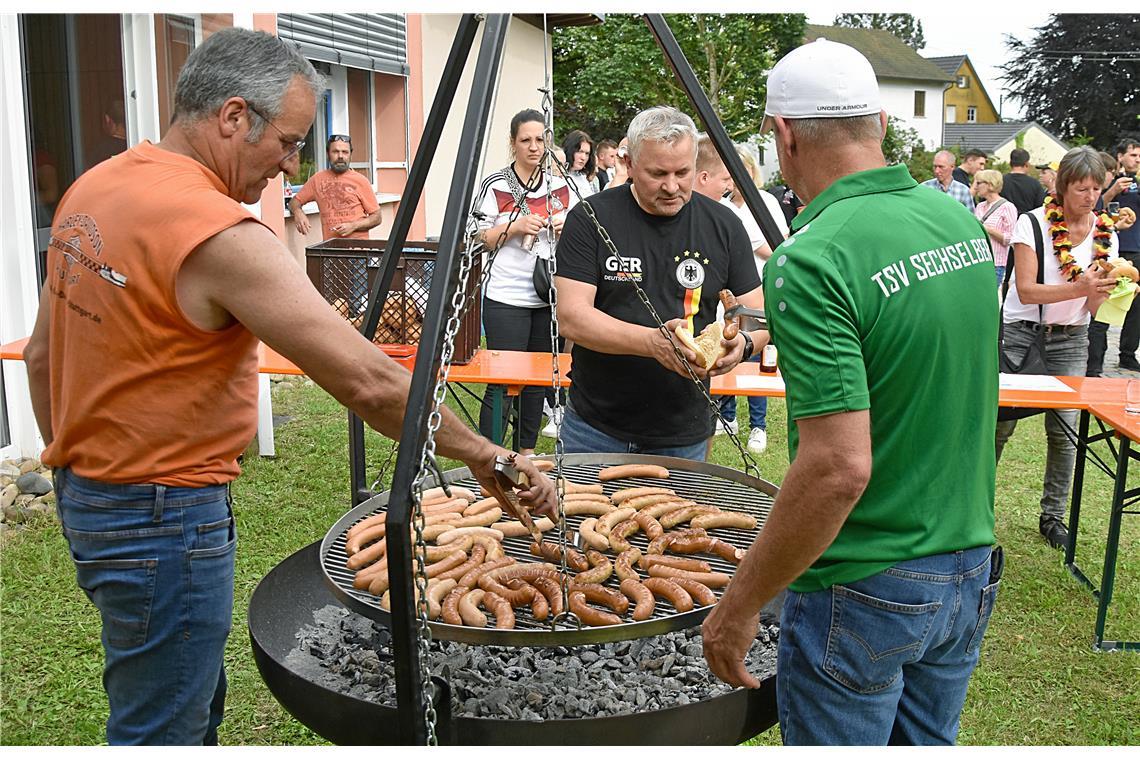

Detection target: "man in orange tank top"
[289, 135, 382, 241]
[23, 28, 554, 746]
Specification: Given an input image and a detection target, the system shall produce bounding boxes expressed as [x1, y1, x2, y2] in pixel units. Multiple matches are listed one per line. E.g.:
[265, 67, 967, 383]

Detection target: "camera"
[1108, 202, 1121, 215]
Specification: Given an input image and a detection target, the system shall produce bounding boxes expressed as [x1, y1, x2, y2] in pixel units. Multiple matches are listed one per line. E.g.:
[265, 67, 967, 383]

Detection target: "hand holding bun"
[675, 322, 726, 371]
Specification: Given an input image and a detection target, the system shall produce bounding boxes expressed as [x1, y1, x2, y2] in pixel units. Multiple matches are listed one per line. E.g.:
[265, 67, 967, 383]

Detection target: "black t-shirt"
[952, 167, 971, 187]
[1108, 172, 1140, 252]
[1000, 172, 1046, 216]
[556, 183, 760, 446]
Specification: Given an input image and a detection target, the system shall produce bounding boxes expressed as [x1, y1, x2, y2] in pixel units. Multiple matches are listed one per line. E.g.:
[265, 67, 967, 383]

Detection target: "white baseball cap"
[762, 38, 881, 131]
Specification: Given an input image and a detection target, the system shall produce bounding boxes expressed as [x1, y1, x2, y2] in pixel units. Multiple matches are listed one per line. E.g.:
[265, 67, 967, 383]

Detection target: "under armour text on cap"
[762, 38, 881, 130]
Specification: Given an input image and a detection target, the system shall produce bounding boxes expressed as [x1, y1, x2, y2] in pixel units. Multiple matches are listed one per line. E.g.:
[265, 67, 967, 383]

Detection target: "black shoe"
[1086, 368, 1102, 377]
[1039, 516, 1069, 550]
[1119, 355, 1140, 372]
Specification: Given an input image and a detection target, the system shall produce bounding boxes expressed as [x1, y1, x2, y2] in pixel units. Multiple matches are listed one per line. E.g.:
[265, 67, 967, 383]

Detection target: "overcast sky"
[804, 4, 1059, 120]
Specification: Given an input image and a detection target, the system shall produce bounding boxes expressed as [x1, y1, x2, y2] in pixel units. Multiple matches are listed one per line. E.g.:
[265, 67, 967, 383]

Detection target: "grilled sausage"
[640, 499, 699, 520]
[574, 549, 614, 584]
[480, 562, 560, 588]
[434, 526, 505, 546]
[569, 582, 630, 616]
[611, 486, 675, 504]
[530, 575, 565, 617]
[640, 554, 711, 573]
[562, 493, 612, 504]
[441, 586, 465, 625]
[615, 547, 643, 582]
[433, 544, 488, 582]
[558, 480, 605, 495]
[569, 591, 622, 627]
[421, 485, 477, 503]
[529, 540, 589, 572]
[368, 548, 469, 596]
[624, 493, 681, 510]
[471, 534, 505, 561]
[492, 517, 556, 537]
[463, 497, 503, 516]
[647, 564, 731, 588]
[599, 464, 670, 481]
[482, 590, 516, 629]
[458, 589, 487, 627]
[529, 458, 557, 472]
[426, 578, 458, 620]
[671, 577, 718, 607]
[608, 519, 641, 553]
[691, 511, 757, 531]
[658, 505, 721, 530]
[457, 556, 515, 589]
[620, 578, 656, 621]
[708, 538, 746, 564]
[633, 512, 664, 540]
[642, 577, 694, 612]
[506, 579, 551, 621]
[577, 517, 610, 551]
[563, 502, 616, 517]
[597, 507, 637, 536]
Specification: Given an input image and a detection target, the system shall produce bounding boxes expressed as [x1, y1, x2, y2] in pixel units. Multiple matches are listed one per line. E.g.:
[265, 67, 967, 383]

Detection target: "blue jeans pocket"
[73, 557, 158, 649]
[825, 585, 942, 694]
[967, 581, 1000, 655]
[188, 516, 236, 560]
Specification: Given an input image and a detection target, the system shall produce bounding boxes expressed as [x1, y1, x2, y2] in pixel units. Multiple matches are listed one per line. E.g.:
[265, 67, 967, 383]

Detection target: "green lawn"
[2, 379, 1137, 745]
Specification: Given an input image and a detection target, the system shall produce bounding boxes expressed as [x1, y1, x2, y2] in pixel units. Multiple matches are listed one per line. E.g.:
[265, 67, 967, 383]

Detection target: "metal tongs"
[489, 454, 544, 545]
[722, 304, 768, 333]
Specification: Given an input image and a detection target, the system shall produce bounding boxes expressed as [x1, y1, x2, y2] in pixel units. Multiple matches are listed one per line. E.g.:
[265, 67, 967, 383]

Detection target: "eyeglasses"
[247, 103, 306, 161]
[327, 134, 352, 146]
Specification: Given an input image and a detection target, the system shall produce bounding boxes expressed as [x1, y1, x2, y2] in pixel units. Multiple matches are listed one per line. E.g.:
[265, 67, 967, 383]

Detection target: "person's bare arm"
[332, 207, 382, 237]
[1012, 242, 1114, 312]
[553, 275, 702, 378]
[178, 221, 554, 508]
[702, 409, 872, 687]
[289, 197, 311, 236]
[709, 285, 769, 377]
[23, 283, 55, 446]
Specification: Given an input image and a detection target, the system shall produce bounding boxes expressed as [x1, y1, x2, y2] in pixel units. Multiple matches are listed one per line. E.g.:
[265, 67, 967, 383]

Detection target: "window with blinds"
[277, 13, 407, 76]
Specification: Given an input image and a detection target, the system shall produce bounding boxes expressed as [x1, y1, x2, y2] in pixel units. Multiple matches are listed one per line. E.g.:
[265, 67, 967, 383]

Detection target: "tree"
[834, 13, 924, 50]
[552, 14, 805, 142]
[1001, 14, 1139, 149]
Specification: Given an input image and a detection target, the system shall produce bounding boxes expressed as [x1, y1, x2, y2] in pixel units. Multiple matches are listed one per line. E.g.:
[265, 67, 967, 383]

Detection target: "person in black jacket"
[1000, 148, 1046, 216]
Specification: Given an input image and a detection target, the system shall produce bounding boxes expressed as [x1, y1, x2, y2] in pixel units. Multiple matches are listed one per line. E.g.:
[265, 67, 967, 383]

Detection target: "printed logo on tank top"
[47, 214, 127, 325]
[492, 186, 570, 216]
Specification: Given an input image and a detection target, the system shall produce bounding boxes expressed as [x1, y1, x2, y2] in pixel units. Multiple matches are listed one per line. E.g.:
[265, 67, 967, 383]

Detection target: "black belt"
[1011, 320, 1087, 336]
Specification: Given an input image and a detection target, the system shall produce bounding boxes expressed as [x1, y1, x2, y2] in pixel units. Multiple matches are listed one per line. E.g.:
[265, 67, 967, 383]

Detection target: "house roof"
[927, 55, 967, 78]
[803, 25, 953, 84]
[942, 121, 1070, 153]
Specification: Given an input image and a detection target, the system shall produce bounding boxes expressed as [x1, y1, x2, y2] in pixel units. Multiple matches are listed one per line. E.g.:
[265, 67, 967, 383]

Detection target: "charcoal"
[286, 604, 778, 722]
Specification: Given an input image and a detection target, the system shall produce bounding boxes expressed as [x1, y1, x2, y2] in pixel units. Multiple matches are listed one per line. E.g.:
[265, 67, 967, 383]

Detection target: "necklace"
[1044, 195, 1114, 281]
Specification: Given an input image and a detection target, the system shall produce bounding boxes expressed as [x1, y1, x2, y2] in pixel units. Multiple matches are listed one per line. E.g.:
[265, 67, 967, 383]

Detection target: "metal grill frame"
[321, 453, 777, 646]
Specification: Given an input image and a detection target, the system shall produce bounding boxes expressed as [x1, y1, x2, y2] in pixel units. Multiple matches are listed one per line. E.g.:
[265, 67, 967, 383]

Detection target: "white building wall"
[419, 15, 549, 237]
[879, 79, 946, 151]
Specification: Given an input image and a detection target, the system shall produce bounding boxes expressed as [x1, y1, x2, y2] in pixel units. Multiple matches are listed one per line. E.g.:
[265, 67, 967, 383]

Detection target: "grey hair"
[1056, 145, 1108, 198]
[173, 27, 326, 141]
[786, 114, 883, 146]
[626, 106, 698, 162]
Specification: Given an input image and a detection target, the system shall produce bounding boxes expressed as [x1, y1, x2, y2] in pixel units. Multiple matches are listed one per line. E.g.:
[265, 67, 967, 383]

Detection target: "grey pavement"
[1100, 324, 1140, 379]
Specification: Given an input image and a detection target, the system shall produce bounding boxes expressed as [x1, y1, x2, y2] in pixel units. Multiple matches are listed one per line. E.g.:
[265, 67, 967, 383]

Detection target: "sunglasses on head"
[327, 134, 352, 146]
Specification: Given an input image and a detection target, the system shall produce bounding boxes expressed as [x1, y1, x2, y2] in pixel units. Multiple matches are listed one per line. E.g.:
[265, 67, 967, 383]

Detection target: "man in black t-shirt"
[1000, 148, 1046, 216]
[555, 106, 765, 460]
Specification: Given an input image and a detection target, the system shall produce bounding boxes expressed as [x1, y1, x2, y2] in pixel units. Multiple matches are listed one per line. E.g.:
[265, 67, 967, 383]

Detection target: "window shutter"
[277, 13, 408, 76]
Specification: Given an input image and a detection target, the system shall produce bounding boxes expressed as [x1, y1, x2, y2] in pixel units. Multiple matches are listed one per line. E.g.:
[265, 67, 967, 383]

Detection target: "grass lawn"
[2, 379, 1137, 745]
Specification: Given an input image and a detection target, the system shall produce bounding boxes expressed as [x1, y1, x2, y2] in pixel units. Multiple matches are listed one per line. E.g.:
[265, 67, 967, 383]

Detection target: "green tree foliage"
[1001, 14, 1140, 149]
[552, 13, 805, 142]
[834, 13, 925, 50]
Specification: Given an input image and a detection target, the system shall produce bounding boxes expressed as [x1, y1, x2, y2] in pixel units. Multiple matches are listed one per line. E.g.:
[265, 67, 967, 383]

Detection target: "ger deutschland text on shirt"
[870, 236, 992, 299]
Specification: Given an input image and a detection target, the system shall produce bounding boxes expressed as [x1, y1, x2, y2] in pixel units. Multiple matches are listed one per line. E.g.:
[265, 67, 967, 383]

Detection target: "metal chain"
[407, 213, 479, 745]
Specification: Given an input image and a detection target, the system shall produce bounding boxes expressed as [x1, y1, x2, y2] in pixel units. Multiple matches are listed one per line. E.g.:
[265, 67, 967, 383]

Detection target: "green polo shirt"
[763, 164, 998, 593]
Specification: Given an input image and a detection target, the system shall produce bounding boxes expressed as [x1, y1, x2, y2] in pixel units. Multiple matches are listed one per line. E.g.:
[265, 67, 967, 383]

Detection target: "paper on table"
[998, 374, 1075, 393]
[734, 374, 786, 391]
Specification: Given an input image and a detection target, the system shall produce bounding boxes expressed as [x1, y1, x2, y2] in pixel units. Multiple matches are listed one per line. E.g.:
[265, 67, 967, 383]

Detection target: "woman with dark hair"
[996, 146, 1119, 549]
[470, 108, 570, 454]
[561, 129, 597, 200]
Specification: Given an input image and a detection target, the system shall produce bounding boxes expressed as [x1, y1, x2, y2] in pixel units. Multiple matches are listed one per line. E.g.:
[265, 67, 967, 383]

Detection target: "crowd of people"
[24, 21, 1138, 748]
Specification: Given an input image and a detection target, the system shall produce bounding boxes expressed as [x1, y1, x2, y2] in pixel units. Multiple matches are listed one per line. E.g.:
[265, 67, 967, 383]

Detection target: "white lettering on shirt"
[871, 237, 991, 299]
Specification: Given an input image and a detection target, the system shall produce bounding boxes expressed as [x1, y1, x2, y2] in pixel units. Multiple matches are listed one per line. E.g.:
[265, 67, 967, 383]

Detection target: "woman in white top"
[561, 129, 597, 201]
[471, 109, 570, 454]
[996, 146, 1119, 550]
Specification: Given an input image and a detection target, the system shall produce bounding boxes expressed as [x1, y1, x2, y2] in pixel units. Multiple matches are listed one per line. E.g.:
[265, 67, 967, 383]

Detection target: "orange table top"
[2, 338, 1131, 413]
[1088, 402, 1140, 444]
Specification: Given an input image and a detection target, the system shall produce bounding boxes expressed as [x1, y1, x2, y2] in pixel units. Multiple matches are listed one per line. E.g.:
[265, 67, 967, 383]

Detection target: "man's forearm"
[359, 209, 383, 232]
[26, 355, 53, 447]
[558, 303, 656, 357]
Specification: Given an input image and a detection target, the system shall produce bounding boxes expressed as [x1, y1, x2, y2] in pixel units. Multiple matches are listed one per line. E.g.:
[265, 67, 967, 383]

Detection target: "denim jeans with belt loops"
[995, 320, 1088, 521]
[54, 468, 236, 745]
[777, 545, 999, 745]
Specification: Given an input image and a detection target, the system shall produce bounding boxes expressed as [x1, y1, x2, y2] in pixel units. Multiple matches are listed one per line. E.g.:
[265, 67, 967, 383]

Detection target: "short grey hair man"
[626, 105, 698, 162]
[173, 27, 326, 141]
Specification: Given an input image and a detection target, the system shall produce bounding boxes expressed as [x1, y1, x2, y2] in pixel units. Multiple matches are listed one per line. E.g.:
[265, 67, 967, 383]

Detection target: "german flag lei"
[1044, 195, 1115, 281]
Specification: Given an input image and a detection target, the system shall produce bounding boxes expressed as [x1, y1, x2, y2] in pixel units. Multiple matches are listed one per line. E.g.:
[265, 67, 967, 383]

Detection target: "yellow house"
[927, 55, 999, 125]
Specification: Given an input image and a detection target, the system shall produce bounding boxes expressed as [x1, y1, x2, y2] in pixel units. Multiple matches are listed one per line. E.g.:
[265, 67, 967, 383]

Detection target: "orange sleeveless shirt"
[41, 141, 268, 486]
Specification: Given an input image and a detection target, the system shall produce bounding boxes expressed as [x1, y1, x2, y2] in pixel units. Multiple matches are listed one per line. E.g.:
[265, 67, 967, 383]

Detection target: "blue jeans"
[560, 405, 708, 461]
[717, 367, 767, 431]
[54, 468, 236, 745]
[995, 321, 1088, 520]
[994, 265, 1005, 291]
[778, 545, 999, 745]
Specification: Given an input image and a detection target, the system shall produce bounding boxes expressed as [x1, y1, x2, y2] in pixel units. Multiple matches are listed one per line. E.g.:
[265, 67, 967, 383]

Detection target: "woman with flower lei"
[996, 146, 1120, 552]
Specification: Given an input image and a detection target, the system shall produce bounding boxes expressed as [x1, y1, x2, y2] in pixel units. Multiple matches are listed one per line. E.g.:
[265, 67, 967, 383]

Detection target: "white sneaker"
[714, 418, 739, 436]
[747, 427, 767, 453]
[541, 407, 563, 438]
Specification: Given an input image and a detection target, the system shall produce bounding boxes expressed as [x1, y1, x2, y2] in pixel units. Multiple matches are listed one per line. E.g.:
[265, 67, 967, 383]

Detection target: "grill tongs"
[489, 455, 545, 546]
[722, 304, 767, 333]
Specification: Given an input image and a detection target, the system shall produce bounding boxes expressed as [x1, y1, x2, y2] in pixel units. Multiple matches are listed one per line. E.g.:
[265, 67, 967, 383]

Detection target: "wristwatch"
[740, 331, 754, 361]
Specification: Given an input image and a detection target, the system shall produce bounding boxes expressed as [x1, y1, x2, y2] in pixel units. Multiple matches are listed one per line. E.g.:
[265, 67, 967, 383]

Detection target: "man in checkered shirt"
[922, 150, 975, 212]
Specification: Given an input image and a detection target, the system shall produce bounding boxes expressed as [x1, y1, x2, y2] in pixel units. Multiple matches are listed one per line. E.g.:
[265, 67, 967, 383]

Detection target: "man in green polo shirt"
[702, 39, 1001, 745]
